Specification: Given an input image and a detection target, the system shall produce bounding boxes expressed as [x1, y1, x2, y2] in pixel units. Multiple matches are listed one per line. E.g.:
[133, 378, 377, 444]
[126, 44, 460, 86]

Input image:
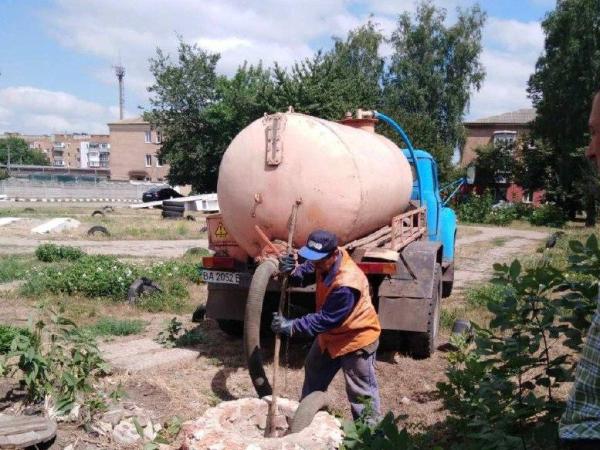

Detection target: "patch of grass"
[136, 286, 193, 314]
[85, 317, 147, 337]
[0, 256, 30, 283]
[465, 283, 512, 308]
[491, 236, 509, 247]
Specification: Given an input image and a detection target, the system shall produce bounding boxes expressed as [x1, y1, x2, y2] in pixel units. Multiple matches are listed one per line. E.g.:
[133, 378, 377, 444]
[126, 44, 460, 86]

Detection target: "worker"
[559, 89, 600, 448]
[271, 229, 382, 421]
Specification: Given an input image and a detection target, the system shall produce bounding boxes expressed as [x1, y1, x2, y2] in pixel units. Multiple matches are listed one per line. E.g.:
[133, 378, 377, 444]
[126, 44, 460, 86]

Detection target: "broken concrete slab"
[31, 218, 81, 234]
[0, 217, 21, 227]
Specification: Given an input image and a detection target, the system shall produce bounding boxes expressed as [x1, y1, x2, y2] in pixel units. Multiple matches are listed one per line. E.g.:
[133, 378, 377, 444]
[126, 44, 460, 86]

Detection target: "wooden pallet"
[0, 415, 57, 449]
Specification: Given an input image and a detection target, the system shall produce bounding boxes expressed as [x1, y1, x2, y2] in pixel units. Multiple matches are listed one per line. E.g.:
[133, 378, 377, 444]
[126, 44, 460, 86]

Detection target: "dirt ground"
[0, 206, 552, 448]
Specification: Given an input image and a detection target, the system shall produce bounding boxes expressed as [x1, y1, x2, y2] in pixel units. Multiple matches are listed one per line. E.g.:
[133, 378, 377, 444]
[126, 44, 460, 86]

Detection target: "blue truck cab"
[404, 149, 457, 297]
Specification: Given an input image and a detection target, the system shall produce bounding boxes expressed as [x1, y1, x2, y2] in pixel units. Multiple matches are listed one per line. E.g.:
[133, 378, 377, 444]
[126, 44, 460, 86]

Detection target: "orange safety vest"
[316, 248, 381, 358]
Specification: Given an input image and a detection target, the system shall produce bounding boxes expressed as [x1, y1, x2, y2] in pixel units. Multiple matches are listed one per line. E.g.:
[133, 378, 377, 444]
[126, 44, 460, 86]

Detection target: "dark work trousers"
[301, 338, 381, 420]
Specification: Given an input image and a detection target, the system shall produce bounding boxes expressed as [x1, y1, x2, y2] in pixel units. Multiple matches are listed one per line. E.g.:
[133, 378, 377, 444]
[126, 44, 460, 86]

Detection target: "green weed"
[85, 317, 146, 337]
[0, 256, 30, 283]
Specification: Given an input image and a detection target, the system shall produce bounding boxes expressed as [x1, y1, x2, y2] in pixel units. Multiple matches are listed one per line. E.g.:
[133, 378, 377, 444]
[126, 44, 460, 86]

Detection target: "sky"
[0, 0, 557, 135]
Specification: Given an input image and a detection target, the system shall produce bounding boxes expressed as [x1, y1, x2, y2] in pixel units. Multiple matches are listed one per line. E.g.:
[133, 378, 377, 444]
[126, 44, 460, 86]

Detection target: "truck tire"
[91, 210, 104, 217]
[408, 264, 441, 359]
[217, 319, 244, 337]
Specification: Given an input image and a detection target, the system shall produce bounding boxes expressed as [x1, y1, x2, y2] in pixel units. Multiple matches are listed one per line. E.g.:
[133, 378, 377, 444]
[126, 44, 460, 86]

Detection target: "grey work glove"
[278, 253, 296, 275]
[271, 312, 294, 336]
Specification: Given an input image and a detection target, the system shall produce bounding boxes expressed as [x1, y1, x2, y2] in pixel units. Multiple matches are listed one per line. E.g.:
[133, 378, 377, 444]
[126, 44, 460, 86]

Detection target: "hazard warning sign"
[215, 222, 228, 239]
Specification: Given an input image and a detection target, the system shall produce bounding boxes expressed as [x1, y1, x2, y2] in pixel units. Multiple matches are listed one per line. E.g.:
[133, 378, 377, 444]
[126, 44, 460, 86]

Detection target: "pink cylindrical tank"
[217, 112, 413, 259]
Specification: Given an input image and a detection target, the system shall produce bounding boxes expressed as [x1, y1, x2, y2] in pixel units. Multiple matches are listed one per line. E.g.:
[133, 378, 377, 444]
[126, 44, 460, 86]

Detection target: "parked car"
[142, 186, 183, 202]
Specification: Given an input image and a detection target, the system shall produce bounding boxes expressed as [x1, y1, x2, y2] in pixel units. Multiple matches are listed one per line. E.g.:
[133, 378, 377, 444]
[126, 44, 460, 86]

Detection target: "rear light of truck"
[357, 262, 397, 275]
[202, 256, 235, 270]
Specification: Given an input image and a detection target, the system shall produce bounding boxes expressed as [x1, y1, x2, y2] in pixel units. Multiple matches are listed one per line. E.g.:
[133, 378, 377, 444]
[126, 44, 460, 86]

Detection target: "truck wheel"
[408, 264, 441, 359]
[217, 319, 244, 337]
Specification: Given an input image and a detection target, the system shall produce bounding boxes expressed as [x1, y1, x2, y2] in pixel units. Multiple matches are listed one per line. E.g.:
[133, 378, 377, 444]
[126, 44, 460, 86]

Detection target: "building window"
[156, 130, 162, 144]
[156, 155, 164, 167]
[145, 154, 152, 167]
[144, 130, 152, 143]
[493, 131, 517, 146]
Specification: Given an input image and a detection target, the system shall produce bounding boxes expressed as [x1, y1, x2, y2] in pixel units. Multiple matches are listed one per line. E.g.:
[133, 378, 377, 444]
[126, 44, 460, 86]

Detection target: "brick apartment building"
[1, 132, 110, 169]
[461, 108, 543, 205]
[107, 117, 169, 182]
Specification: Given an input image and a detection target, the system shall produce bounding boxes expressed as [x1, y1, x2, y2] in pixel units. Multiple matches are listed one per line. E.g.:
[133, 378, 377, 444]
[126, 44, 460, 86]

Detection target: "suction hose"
[244, 258, 278, 398]
[289, 390, 329, 434]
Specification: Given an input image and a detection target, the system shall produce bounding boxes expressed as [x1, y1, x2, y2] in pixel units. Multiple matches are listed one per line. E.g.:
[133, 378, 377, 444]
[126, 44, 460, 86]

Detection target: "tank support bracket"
[264, 113, 286, 166]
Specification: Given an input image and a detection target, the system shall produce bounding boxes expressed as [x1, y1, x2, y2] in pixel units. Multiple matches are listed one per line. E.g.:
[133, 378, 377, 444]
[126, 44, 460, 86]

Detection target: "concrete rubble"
[88, 401, 161, 446]
[181, 397, 343, 450]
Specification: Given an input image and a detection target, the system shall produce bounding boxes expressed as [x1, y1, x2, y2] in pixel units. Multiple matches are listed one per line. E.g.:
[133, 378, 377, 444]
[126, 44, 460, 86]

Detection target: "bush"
[486, 204, 517, 226]
[35, 243, 85, 262]
[437, 234, 600, 448]
[0, 325, 33, 354]
[23, 255, 138, 298]
[456, 192, 493, 223]
[528, 204, 567, 228]
[0, 308, 108, 413]
[513, 202, 534, 219]
[0, 168, 8, 180]
[147, 259, 201, 283]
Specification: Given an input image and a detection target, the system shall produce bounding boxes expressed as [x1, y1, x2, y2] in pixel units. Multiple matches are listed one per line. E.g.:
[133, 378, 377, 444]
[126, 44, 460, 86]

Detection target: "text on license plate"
[201, 270, 241, 285]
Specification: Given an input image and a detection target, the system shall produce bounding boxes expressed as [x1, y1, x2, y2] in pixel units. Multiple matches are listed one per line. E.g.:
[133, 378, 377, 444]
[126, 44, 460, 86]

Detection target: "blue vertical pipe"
[374, 111, 424, 204]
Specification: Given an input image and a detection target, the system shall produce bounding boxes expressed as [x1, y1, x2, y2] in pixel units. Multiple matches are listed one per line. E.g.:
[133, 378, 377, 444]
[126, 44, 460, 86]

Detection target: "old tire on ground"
[186, 215, 196, 221]
[244, 259, 278, 398]
[163, 201, 184, 210]
[162, 210, 184, 219]
[289, 390, 329, 434]
[102, 205, 114, 212]
[87, 225, 110, 236]
[217, 319, 244, 337]
[408, 264, 442, 359]
[92, 210, 105, 217]
[127, 277, 162, 304]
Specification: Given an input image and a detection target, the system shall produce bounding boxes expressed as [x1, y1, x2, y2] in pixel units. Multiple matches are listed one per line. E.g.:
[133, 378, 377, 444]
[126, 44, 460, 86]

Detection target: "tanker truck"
[200, 109, 463, 397]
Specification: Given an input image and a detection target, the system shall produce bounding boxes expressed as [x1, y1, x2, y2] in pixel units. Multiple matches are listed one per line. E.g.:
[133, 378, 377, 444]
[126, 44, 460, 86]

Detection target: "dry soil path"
[0, 237, 209, 258]
[453, 225, 550, 293]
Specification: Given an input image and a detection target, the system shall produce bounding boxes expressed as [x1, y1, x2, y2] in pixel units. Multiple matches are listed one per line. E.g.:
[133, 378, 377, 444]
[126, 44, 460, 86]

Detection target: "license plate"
[201, 270, 241, 285]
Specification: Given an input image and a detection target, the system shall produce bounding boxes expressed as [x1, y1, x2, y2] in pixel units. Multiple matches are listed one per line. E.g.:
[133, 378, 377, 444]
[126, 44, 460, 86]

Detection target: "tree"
[145, 40, 222, 192]
[146, 24, 385, 191]
[272, 21, 384, 120]
[0, 137, 49, 166]
[473, 141, 514, 200]
[382, 1, 486, 180]
[527, 0, 600, 223]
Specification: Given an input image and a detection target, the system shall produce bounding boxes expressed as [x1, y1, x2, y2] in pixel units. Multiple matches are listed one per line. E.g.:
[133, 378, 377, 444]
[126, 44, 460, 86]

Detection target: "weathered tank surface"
[217, 112, 413, 259]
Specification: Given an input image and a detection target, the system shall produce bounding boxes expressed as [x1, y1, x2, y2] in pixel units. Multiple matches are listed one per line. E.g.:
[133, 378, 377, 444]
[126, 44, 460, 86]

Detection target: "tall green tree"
[527, 0, 600, 223]
[383, 1, 486, 179]
[272, 21, 384, 119]
[145, 40, 222, 192]
[0, 137, 49, 166]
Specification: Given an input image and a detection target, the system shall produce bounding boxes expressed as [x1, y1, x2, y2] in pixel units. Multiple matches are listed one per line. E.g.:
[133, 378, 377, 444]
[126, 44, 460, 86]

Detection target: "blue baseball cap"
[298, 230, 338, 261]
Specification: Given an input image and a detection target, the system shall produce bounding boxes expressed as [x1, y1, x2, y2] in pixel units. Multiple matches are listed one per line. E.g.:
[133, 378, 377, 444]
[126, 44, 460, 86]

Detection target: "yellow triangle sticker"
[215, 222, 228, 239]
